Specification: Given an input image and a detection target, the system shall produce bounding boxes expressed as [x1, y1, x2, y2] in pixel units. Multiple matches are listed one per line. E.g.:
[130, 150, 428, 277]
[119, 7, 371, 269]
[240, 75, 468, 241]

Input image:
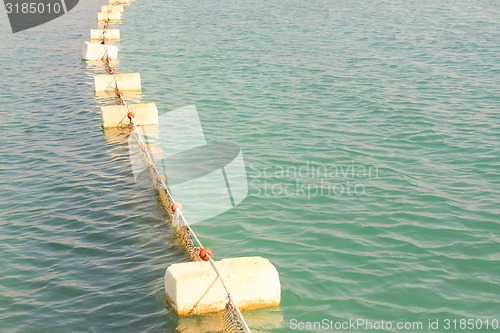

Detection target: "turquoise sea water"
[0, 0, 499, 332]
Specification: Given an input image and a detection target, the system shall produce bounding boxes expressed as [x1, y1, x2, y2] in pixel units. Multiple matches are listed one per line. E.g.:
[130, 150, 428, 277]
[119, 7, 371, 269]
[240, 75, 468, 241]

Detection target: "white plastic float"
[101, 4, 124, 13]
[94, 72, 141, 92]
[98, 12, 122, 22]
[81, 41, 118, 61]
[91, 29, 120, 40]
[165, 256, 281, 316]
[101, 103, 159, 127]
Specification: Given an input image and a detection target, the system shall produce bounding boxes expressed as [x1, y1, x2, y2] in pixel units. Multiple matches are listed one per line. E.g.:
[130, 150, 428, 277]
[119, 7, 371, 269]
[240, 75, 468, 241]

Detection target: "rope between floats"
[128, 115, 251, 333]
[101, 1, 119, 44]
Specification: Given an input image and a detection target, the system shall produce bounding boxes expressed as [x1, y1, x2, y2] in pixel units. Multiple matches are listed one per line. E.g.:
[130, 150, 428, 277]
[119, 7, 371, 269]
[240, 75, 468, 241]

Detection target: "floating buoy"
[141, 145, 148, 152]
[116, 90, 124, 98]
[98, 11, 122, 22]
[101, 4, 124, 13]
[165, 257, 281, 315]
[101, 103, 159, 127]
[81, 42, 118, 61]
[156, 174, 167, 183]
[199, 248, 213, 261]
[94, 72, 142, 93]
[127, 111, 135, 119]
[91, 29, 120, 41]
[171, 202, 183, 212]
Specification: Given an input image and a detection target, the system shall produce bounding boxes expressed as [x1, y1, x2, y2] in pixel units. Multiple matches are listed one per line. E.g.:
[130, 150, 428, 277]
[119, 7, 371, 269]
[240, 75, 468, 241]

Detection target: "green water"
[0, 0, 499, 332]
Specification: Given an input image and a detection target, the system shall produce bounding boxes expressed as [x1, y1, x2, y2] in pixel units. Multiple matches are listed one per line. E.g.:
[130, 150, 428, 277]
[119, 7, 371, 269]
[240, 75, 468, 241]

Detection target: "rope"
[95, 3, 252, 332]
[101, 1, 119, 44]
[106, 0, 120, 14]
[128, 118, 252, 332]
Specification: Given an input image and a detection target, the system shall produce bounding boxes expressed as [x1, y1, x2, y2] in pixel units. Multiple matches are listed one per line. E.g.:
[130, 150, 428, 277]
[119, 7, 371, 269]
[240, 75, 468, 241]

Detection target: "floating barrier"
[83, 1, 280, 332]
[98, 12, 122, 22]
[83, 2, 121, 60]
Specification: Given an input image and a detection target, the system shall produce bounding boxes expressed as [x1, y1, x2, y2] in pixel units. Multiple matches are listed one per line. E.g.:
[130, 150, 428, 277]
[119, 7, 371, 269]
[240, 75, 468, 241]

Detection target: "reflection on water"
[177, 307, 283, 333]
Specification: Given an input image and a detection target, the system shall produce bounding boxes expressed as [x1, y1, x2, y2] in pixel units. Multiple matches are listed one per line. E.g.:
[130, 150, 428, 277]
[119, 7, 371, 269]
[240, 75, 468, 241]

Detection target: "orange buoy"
[127, 111, 135, 119]
[171, 202, 182, 212]
[199, 248, 213, 261]
[116, 90, 124, 98]
[156, 174, 166, 183]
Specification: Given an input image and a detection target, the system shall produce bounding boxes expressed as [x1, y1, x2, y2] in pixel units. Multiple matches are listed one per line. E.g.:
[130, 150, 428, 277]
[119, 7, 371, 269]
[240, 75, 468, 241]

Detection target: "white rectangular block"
[81, 41, 118, 61]
[91, 29, 120, 40]
[94, 72, 141, 92]
[101, 103, 159, 128]
[101, 5, 124, 13]
[98, 12, 121, 22]
[165, 256, 281, 316]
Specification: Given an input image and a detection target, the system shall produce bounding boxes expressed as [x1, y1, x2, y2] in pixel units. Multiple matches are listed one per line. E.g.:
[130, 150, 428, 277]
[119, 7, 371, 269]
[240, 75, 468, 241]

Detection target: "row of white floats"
[81, 1, 155, 128]
[81, 0, 281, 319]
